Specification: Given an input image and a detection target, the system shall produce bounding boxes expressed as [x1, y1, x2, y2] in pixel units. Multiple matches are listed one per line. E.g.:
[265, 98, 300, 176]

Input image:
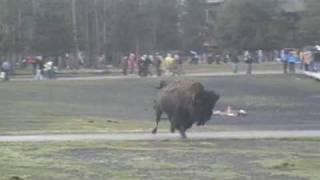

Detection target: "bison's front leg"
[173, 116, 187, 139]
[152, 109, 162, 134]
[178, 127, 187, 139]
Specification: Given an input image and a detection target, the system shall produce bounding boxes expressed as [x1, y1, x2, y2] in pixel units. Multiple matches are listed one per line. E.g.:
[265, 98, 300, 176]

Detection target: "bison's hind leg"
[176, 123, 187, 139]
[170, 124, 176, 133]
[152, 109, 162, 134]
[168, 115, 176, 133]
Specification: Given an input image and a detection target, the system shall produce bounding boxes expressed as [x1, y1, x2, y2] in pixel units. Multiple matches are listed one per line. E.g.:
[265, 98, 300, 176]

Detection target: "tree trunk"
[71, 0, 80, 69]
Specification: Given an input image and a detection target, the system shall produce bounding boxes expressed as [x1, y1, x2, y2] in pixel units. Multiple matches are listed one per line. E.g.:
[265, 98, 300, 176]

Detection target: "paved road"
[1, 131, 320, 142]
[11, 71, 290, 82]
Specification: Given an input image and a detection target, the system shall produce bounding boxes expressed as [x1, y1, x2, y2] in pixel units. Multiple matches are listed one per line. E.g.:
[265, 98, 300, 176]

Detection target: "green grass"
[256, 158, 320, 179]
[1, 139, 320, 180]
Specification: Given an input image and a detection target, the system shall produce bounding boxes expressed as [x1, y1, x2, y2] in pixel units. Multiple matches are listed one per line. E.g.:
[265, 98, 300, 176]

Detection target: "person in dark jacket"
[143, 55, 152, 76]
[154, 53, 163, 76]
[244, 50, 254, 74]
[281, 49, 289, 74]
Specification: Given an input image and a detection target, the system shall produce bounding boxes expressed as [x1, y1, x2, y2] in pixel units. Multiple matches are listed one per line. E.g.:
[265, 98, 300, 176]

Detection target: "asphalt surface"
[1, 131, 320, 142]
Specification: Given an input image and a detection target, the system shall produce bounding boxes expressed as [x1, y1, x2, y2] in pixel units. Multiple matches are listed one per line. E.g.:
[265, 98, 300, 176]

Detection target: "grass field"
[1, 139, 320, 180]
[0, 74, 320, 134]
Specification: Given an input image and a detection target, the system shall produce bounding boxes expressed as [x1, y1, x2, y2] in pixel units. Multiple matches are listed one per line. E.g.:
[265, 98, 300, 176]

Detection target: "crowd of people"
[197, 49, 272, 75]
[120, 50, 271, 77]
[1, 46, 320, 82]
[26, 56, 57, 80]
[121, 52, 183, 77]
[279, 46, 320, 74]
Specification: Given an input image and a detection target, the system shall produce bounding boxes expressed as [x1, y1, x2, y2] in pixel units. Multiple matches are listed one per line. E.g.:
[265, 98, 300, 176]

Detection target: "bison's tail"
[156, 80, 168, 90]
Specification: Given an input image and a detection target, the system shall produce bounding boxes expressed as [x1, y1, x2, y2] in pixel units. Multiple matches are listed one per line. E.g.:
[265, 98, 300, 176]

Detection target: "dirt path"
[1, 130, 320, 142]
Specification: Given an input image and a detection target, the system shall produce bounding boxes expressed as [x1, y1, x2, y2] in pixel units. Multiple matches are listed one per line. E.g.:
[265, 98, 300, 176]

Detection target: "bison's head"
[192, 90, 220, 126]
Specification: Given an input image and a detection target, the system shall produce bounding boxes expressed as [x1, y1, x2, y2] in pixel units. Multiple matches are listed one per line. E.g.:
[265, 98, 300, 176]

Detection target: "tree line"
[0, 0, 319, 68]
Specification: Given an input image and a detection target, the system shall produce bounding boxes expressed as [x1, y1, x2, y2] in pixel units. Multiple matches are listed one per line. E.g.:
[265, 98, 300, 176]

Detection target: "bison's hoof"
[152, 129, 157, 134]
[180, 133, 187, 139]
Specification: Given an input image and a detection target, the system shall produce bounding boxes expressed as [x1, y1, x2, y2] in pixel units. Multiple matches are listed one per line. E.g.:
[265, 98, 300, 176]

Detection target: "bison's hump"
[164, 80, 205, 95]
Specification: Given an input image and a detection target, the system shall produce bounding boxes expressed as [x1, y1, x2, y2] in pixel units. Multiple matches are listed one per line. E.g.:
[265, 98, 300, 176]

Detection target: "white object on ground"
[213, 106, 248, 117]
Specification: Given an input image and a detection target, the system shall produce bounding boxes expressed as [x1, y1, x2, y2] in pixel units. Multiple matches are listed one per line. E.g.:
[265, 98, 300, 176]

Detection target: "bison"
[152, 80, 220, 138]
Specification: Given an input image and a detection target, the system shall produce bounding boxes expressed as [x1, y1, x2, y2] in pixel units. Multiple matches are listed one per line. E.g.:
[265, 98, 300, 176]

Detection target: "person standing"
[44, 61, 55, 79]
[281, 49, 289, 74]
[230, 50, 240, 74]
[1, 61, 11, 81]
[302, 51, 313, 71]
[314, 51, 320, 72]
[288, 51, 298, 73]
[137, 55, 145, 76]
[257, 50, 264, 63]
[174, 53, 183, 75]
[154, 53, 163, 76]
[121, 55, 128, 75]
[164, 53, 175, 75]
[26, 56, 37, 75]
[128, 53, 136, 74]
[143, 55, 152, 76]
[34, 56, 44, 80]
[190, 51, 198, 64]
[244, 50, 254, 75]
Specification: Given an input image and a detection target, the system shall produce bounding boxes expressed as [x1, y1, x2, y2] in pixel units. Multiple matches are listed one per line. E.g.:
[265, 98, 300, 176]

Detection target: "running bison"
[152, 80, 220, 138]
